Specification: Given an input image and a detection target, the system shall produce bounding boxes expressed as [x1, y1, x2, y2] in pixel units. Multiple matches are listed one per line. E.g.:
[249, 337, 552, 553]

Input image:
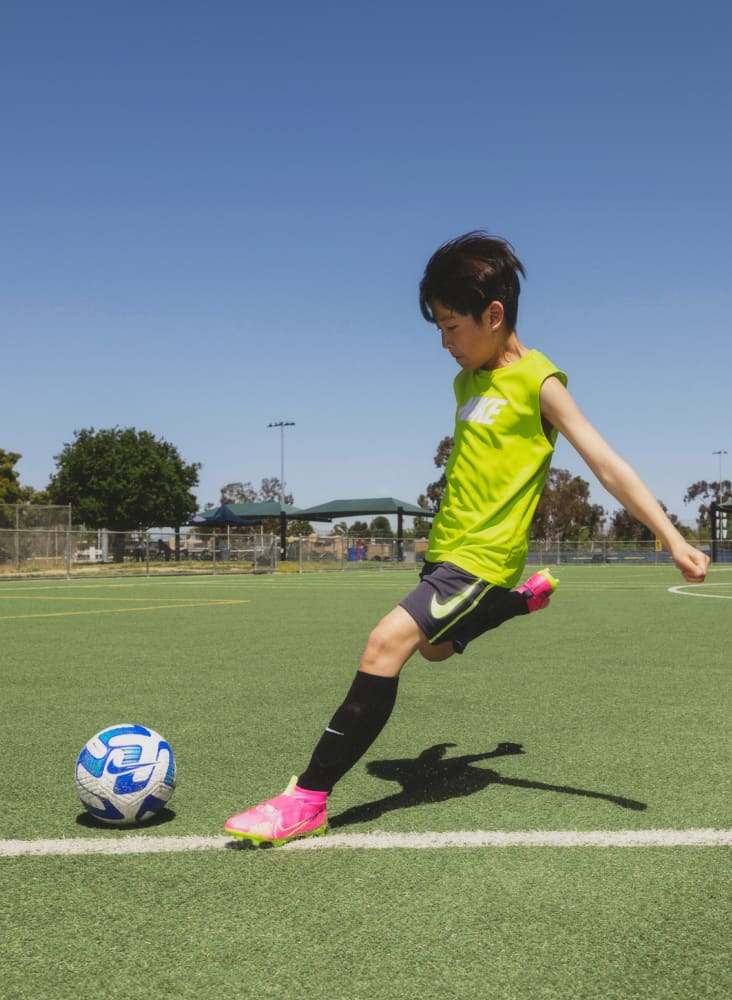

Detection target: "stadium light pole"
[268, 421, 296, 504]
[713, 450, 727, 498]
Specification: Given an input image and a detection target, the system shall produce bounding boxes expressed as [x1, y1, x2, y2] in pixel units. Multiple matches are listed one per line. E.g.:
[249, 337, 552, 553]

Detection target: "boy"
[225, 231, 709, 845]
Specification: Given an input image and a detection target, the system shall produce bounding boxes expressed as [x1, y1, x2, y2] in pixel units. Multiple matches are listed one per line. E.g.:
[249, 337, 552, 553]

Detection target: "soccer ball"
[75, 723, 176, 826]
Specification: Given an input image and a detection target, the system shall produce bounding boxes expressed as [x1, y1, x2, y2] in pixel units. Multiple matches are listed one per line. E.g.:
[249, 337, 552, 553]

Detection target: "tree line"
[1, 429, 729, 541]
[417, 435, 730, 540]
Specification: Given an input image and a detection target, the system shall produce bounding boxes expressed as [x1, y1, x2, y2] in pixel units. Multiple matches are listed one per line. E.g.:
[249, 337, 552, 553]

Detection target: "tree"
[0, 450, 23, 505]
[609, 501, 685, 541]
[420, 432, 605, 540]
[608, 507, 653, 541]
[411, 515, 432, 539]
[288, 520, 314, 536]
[48, 428, 200, 532]
[418, 435, 453, 512]
[19, 485, 51, 504]
[370, 516, 393, 538]
[684, 479, 732, 535]
[258, 477, 291, 503]
[219, 482, 258, 505]
[219, 478, 312, 535]
[532, 469, 605, 540]
[219, 478, 293, 507]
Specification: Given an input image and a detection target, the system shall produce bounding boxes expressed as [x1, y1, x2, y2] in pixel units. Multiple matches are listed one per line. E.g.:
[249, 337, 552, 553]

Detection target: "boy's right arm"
[539, 376, 709, 583]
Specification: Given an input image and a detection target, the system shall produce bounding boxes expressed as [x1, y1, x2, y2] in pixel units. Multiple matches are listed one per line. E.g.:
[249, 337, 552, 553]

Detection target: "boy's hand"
[673, 543, 710, 583]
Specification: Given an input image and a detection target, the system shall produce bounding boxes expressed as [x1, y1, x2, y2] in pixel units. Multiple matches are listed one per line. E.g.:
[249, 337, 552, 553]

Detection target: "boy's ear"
[483, 300, 505, 330]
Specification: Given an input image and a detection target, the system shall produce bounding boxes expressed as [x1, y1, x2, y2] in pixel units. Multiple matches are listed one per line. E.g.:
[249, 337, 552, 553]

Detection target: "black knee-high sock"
[298, 672, 399, 793]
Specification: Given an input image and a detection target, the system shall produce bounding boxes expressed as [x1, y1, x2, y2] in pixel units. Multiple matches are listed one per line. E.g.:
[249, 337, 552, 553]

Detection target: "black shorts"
[400, 561, 522, 654]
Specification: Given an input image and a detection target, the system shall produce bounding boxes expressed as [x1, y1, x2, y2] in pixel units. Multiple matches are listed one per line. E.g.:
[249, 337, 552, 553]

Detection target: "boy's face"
[431, 300, 508, 371]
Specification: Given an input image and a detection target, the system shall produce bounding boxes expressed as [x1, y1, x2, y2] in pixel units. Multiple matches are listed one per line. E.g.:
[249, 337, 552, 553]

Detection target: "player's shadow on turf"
[329, 742, 646, 829]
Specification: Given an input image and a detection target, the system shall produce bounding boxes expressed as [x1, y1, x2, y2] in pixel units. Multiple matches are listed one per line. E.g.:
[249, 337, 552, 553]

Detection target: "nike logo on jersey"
[429, 581, 481, 620]
[458, 396, 509, 425]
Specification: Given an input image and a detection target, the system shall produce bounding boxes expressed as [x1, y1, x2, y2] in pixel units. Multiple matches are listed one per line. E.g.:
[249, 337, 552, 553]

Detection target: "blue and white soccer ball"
[75, 723, 176, 826]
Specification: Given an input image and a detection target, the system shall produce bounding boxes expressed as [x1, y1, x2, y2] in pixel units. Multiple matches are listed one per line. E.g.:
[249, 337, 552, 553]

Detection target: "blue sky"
[2, 0, 731, 526]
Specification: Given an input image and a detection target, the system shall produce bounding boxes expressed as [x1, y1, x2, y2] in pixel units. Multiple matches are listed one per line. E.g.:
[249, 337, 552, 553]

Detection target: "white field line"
[2, 829, 732, 858]
[668, 583, 732, 600]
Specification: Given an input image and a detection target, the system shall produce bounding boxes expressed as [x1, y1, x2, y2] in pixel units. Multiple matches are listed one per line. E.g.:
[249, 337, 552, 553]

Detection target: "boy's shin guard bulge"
[298, 672, 399, 793]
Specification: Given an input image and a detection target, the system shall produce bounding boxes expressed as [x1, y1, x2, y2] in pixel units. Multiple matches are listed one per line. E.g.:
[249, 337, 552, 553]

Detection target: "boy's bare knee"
[360, 626, 390, 669]
[358, 609, 423, 677]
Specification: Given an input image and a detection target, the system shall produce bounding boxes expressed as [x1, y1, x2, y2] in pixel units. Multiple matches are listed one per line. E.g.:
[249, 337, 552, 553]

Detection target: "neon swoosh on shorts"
[429, 581, 482, 620]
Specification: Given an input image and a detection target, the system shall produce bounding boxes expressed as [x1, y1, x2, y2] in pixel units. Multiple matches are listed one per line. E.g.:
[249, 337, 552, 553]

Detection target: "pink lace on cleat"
[225, 777, 328, 846]
[516, 568, 558, 612]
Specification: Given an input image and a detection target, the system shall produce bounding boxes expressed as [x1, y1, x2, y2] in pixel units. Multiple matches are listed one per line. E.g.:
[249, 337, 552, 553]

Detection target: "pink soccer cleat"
[224, 777, 328, 846]
[516, 568, 558, 612]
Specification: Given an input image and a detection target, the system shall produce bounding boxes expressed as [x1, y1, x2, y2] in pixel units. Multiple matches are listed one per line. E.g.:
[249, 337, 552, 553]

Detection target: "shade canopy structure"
[297, 497, 434, 521]
[188, 504, 260, 527]
[194, 501, 302, 521]
[297, 497, 435, 560]
[189, 501, 333, 559]
[190, 498, 435, 561]
[710, 498, 731, 562]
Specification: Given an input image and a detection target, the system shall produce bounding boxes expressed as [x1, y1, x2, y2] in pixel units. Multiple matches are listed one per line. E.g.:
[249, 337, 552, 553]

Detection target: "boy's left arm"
[539, 376, 709, 583]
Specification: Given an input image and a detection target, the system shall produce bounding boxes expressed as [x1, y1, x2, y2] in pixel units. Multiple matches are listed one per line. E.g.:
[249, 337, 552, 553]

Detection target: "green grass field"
[1, 566, 730, 999]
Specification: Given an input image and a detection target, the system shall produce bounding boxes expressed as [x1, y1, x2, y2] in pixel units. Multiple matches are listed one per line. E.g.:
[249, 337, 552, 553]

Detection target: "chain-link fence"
[0, 527, 278, 578]
[285, 535, 428, 570]
[0, 520, 725, 580]
[0, 505, 72, 576]
[0, 504, 72, 529]
[523, 538, 721, 566]
[285, 536, 724, 572]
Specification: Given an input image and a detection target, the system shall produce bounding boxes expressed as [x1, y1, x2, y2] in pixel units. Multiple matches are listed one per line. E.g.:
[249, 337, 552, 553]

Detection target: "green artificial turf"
[1, 567, 730, 999]
[2, 849, 730, 1000]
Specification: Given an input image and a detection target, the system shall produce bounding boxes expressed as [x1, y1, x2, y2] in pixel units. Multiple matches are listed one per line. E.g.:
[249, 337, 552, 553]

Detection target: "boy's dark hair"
[419, 231, 526, 331]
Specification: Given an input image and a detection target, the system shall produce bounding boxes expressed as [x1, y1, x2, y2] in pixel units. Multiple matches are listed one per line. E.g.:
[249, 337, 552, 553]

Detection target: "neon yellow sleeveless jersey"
[426, 350, 567, 587]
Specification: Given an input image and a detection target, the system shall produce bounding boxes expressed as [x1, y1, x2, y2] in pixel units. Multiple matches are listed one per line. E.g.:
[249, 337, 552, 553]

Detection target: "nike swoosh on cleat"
[429, 581, 481, 620]
[325, 726, 345, 736]
[272, 815, 327, 841]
